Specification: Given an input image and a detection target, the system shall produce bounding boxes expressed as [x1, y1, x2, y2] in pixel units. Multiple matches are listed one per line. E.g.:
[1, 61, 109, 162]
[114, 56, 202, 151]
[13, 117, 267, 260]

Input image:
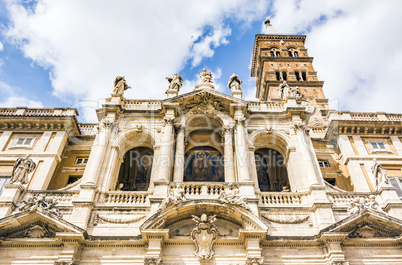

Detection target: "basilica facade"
[0, 22, 401, 265]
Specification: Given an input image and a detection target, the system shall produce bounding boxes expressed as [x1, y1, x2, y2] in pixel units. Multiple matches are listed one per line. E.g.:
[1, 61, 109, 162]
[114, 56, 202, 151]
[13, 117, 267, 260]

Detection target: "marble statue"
[371, 158, 389, 190]
[10, 155, 36, 185]
[200, 68, 213, 83]
[113, 76, 131, 96]
[166, 73, 183, 91]
[227, 73, 242, 91]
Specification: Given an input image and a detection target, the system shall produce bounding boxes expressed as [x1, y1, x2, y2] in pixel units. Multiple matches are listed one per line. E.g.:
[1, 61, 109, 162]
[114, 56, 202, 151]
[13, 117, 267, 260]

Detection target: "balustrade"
[97, 191, 151, 206]
[259, 192, 306, 206]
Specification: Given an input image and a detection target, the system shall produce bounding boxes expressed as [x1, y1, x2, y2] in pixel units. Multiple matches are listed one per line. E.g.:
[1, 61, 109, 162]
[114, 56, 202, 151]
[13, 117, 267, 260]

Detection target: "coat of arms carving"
[191, 214, 217, 260]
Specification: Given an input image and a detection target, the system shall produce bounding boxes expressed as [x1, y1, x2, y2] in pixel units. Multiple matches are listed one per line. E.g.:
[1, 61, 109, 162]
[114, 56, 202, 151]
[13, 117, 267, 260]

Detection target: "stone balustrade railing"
[259, 192, 307, 206]
[125, 100, 162, 111]
[97, 191, 151, 206]
[79, 123, 98, 135]
[327, 192, 376, 207]
[330, 112, 402, 122]
[21, 190, 79, 206]
[248, 101, 285, 112]
[0, 107, 78, 117]
[176, 182, 226, 199]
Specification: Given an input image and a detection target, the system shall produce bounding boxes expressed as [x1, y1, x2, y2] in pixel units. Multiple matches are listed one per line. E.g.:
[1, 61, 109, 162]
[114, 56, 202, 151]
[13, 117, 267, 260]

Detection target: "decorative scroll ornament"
[371, 158, 389, 190]
[246, 257, 264, 265]
[191, 214, 217, 260]
[218, 183, 250, 211]
[159, 184, 187, 210]
[17, 194, 62, 218]
[144, 257, 162, 265]
[347, 195, 386, 216]
[113, 76, 131, 96]
[10, 155, 36, 185]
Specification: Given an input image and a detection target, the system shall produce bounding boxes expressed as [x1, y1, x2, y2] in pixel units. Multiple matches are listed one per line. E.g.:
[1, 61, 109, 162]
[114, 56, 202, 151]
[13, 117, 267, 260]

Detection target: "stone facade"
[0, 24, 401, 265]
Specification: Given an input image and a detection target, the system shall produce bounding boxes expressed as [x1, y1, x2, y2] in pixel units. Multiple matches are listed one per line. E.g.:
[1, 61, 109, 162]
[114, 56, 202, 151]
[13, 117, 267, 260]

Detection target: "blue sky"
[1, 0, 402, 122]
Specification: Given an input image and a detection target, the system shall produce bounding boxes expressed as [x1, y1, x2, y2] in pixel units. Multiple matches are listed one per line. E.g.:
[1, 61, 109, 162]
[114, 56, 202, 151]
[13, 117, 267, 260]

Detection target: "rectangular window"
[75, 158, 89, 165]
[13, 137, 35, 148]
[319, 160, 330, 168]
[370, 141, 387, 151]
[0, 177, 10, 196]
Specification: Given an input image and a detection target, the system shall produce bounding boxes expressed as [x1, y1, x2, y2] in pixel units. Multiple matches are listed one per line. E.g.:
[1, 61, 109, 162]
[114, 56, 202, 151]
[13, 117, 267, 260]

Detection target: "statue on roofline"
[113, 76, 131, 96]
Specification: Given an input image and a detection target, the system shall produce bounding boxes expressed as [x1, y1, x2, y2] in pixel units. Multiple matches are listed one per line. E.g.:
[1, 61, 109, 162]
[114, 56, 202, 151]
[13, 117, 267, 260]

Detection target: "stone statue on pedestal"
[113, 76, 131, 96]
[227, 73, 242, 91]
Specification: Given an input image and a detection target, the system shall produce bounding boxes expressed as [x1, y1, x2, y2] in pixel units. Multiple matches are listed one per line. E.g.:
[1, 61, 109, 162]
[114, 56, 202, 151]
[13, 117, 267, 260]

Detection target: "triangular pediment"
[0, 209, 86, 239]
[320, 208, 402, 239]
[164, 88, 245, 115]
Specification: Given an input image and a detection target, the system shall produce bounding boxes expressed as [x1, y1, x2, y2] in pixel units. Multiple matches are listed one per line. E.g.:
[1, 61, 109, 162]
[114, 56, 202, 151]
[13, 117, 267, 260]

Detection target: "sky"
[0, 0, 401, 122]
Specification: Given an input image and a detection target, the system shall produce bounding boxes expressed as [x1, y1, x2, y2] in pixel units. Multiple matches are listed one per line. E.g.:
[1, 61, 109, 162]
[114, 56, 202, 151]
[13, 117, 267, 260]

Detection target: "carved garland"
[262, 214, 312, 225]
[93, 214, 146, 225]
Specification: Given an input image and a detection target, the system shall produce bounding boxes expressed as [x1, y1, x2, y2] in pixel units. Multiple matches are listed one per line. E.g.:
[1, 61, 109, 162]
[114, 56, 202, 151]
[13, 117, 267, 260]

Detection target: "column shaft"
[224, 128, 235, 182]
[173, 127, 185, 182]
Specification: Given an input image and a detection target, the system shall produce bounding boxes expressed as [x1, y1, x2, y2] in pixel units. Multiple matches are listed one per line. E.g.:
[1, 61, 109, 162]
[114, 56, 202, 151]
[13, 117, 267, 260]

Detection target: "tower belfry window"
[295, 71, 301, 81]
[282, 71, 287, 81]
[275, 71, 281, 81]
[302, 72, 307, 81]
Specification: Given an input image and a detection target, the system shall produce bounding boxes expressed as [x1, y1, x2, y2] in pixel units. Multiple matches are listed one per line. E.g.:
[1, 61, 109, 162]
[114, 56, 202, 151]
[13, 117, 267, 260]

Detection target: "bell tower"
[251, 19, 327, 107]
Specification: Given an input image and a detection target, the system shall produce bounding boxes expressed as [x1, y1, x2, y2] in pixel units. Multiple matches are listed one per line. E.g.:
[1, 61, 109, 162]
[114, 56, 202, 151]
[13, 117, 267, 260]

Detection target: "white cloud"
[269, 0, 402, 113]
[0, 41, 4, 51]
[0, 81, 44, 108]
[4, 0, 268, 121]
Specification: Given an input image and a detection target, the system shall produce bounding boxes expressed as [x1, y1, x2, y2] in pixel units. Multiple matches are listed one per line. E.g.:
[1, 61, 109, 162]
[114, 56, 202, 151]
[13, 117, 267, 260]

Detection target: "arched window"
[282, 71, 287, 81]
[184, 146, 224, 182]
[294, 51, 299, 57]
[255, 148, 289, 191]
[270, 48, 280, 57]
[117, 147, 154, 191]
[302, 72, 307, 81]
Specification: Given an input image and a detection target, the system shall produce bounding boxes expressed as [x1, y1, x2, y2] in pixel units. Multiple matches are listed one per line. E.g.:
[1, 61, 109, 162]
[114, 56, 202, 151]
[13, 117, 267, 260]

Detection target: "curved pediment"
[140, 200, 268, 239]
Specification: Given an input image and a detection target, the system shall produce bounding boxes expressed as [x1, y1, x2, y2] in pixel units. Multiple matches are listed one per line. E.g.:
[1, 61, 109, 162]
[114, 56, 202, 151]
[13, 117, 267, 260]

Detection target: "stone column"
[235, 120, 251, 182]
[223, 126, 235, 183]
[158, 117, 174, 181]
[173, 125, 185, 182]
[295, 126, 318, 186]
[81, 125, 109, 185]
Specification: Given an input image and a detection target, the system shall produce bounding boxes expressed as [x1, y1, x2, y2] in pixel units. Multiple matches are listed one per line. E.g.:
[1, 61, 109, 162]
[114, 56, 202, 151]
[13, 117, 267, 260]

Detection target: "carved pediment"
[165, 89, 244, 114]
[0, 210, 86, 240]
[1, 220, 62, 239]
[320, 208, 402, 239]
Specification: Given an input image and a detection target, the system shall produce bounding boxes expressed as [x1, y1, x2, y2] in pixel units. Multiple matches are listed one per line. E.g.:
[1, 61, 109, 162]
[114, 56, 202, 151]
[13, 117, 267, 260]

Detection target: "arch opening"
[184, 146, 224, 182]
[116, 147, 154, 191]
[255, 148, 289, 192]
